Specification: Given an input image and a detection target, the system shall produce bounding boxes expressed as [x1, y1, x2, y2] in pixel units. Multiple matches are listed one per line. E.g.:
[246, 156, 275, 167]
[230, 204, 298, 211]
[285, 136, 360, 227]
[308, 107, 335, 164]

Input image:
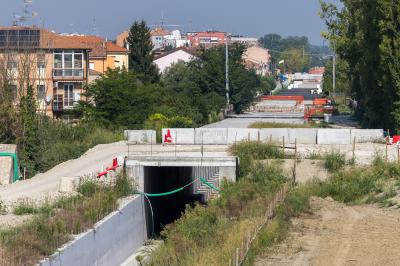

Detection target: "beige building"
[243, 46, 271, 76]
[0, 26, 128, 118]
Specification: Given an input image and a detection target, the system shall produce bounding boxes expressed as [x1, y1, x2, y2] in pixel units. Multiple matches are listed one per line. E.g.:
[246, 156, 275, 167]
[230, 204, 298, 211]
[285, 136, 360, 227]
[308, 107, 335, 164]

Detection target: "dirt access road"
[255, 197, 400, 266]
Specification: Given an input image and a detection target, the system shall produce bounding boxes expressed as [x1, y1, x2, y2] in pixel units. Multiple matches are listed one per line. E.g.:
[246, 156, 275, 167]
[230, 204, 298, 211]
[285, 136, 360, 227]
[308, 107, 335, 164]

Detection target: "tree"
[320, 0, 400, 130]
[80, 69, 165, 129]
[127, 20, 160, 83]
[281, 48, 310, 73]
[322, 57, 350, 95]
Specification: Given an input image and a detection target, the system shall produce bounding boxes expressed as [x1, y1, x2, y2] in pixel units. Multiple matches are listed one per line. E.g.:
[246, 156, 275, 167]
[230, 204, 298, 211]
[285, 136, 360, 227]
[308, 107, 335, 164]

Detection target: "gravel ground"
[255, 197, 400, 266]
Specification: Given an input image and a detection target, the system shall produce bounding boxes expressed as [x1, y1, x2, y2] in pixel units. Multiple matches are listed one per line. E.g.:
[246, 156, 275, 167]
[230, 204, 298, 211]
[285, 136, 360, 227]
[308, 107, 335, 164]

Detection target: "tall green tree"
[80, 69, 165, 128]
[320, 0, 400, 130]
[127, 20, 160, 83]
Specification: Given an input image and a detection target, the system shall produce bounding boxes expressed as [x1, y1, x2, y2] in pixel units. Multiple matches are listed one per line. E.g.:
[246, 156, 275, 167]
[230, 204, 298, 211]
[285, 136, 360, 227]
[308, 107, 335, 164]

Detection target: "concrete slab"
[162, 128, 195, 144]
[317, 129, 351, 145]
[259, 128, 289, 143]
[289, 128, 317, 144]
[124, 130, 156, 144]
[195, 128, 228, 145]
[227, 128, 260, 144]
[351, 129, 383, 143]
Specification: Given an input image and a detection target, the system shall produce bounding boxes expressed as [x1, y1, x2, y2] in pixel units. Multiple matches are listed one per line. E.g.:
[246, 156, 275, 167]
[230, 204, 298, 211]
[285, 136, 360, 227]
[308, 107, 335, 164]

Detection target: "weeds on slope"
[147, 162, 287, 266]
[230, 141, 285, 177]
[317, 156, 400, 205]
[0, 174, 134, 265]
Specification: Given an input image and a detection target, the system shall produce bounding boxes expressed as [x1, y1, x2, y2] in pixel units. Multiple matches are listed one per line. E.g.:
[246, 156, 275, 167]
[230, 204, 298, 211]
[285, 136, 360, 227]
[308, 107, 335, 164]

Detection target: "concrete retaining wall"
[124, 130, 156, 144]
[288, 128, 317, 144]
[317, 129, 351, 145]
[162, 128, 195, 144]
[259, 128, 289, 143]
[227, 128, 259, 144]
[40, 196, 147, 266]
[194, 128, 228, 145]
[351, 129, 384, 143]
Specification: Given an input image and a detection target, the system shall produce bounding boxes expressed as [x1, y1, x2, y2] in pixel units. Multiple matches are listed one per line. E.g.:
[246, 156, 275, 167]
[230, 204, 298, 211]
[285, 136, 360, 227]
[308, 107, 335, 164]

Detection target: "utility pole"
[333, 54, 336, 99]
[225, 37, 230, 108]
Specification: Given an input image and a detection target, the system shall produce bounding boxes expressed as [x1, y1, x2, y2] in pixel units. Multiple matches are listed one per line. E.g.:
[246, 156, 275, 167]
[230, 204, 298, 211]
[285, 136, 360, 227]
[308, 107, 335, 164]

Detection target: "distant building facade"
[242, 46, 271, 76]
[187, 31, 227, 48]
[153, 47, 197, 73]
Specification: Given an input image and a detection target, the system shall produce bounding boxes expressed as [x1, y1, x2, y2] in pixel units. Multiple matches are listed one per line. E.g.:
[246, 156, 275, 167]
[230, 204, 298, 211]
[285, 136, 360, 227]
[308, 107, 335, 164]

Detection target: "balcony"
[53, 69, 84, 80]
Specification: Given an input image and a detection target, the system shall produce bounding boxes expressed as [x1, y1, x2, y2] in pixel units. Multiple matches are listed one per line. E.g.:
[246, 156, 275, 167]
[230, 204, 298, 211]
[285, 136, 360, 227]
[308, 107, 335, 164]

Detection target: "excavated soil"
[255, 197, 400, 266]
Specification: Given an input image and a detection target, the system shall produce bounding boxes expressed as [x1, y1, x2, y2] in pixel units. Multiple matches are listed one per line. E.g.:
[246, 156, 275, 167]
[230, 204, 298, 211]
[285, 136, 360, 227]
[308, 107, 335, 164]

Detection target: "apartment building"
[187, 31, 227, 48]
[0, 26, 128, 118]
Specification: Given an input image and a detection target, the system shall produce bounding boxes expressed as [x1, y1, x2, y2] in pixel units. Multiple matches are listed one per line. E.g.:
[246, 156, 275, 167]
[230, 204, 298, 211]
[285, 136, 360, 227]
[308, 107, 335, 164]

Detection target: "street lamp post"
[332, 54, 336, 98]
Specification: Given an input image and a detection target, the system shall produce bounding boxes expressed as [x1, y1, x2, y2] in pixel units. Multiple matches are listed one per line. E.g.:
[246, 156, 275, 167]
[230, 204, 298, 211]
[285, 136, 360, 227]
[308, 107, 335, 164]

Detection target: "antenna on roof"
[92, 17, 98, 36]
[149, 13, 181, 29]
[13, 0, 38, 26]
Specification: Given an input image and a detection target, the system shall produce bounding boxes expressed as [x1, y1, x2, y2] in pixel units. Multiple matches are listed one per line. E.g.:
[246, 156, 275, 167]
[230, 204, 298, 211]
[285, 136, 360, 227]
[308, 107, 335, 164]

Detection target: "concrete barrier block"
[289, 128, 317, 144]
[162, 128, 195, 144]
[351, 129, 384, 143]
[194, 128, 228, 145]
[125, 130, 156, 144]
[227, 128, 260, 144]
[317, 129, 351, 145]
[259, 128, 289, 143]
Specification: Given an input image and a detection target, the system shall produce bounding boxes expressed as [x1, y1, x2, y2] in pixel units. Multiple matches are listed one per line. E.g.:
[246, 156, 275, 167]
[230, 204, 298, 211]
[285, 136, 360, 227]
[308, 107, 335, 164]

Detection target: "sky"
[0, 0, 340, 45]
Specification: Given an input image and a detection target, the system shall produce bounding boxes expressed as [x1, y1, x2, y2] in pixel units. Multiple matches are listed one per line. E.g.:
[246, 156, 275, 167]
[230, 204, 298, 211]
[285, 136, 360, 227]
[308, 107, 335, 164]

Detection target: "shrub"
[13, 201, 39, 215]
[230, 141, 284, 177]
[324, 151, 346, 172]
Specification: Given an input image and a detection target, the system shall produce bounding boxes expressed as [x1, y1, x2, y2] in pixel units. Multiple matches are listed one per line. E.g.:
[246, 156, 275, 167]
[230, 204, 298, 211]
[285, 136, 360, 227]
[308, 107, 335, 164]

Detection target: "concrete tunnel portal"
[126, 156, 238, 238]
[144, 166, 204, 236]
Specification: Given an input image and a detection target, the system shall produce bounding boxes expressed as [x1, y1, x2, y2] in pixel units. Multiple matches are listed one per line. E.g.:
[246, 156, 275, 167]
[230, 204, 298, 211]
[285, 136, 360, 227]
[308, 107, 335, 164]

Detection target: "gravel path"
[255, 197, 400, 266]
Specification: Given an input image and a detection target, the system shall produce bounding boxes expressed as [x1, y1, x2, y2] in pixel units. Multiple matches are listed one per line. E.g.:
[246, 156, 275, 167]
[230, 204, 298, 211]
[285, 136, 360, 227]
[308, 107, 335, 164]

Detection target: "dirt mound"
[255, 197, 400, 266]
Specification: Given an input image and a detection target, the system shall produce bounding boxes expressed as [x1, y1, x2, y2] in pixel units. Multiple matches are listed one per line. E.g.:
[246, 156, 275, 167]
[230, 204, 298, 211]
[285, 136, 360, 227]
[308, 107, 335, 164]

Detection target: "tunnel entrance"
[144, 166, 204, 237]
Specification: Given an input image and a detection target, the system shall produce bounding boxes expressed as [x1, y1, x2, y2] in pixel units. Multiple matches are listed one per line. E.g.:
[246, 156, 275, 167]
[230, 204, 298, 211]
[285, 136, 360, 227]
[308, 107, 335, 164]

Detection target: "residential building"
[0, 26, 128, 118]
[63, 35, 129, 76]
[116, 31, 129, 49]
[151, 27, 171, 50]
[153, 47, 197, 73]
[187, 31, 228, 48]
[242, 46, 271, 76]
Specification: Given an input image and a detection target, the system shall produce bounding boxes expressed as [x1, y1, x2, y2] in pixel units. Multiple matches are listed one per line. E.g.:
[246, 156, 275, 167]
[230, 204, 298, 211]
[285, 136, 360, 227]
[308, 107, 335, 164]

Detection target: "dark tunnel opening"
[144, 166, 204, 237]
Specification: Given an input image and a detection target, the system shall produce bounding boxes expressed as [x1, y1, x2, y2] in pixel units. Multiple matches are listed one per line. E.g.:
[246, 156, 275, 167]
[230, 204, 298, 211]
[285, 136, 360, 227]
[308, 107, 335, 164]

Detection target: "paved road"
[0, 141, 128, 205]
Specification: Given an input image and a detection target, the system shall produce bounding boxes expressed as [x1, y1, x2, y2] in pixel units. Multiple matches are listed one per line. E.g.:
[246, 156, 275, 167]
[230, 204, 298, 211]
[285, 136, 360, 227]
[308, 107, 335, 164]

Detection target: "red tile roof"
[106, 41, 128, 53]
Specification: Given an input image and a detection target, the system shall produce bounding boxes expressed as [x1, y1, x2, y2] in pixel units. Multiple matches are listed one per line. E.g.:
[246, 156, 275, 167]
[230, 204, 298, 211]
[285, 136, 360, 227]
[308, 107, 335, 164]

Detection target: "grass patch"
[315, 159, 400, 204]
[249, 122, 327, 129]
[0, 174, 134, 265]
[230, 141, 284, 177]
[324, 151, 346, 173]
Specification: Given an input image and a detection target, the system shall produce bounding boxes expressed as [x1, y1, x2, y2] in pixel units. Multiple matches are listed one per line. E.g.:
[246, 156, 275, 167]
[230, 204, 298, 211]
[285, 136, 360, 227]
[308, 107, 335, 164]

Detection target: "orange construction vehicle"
[304, 98, 337, 120]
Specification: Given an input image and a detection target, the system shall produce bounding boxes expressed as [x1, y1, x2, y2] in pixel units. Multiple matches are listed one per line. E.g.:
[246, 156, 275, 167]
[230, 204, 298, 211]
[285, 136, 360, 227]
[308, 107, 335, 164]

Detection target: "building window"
[7, 59, 17, 69]
[53, 50, 84, 77]
[37, 85, 45, 100]
[64, 84, 74, 108]
[89, 62, 95, 70]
